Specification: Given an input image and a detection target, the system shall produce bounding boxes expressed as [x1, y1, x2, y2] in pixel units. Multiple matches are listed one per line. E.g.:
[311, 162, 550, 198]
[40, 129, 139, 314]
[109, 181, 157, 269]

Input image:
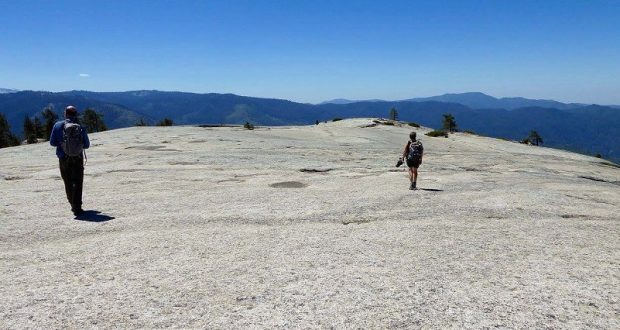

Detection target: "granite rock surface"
[1, 119, 618, 328]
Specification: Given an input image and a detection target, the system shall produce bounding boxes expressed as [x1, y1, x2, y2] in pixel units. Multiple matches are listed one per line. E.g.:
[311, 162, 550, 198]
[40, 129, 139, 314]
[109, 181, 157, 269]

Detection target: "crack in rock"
[299, 168, 333, 173]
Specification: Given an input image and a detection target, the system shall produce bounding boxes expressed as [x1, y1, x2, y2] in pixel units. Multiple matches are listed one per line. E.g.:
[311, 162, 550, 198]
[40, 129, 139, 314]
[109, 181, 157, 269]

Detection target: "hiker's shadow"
[419, 188, 444, 192]
[74, 210, 115, 222]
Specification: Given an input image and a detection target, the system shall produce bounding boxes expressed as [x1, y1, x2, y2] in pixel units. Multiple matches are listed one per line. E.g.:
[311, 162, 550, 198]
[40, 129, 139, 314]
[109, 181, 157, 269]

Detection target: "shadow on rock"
[419, 188, 443, 192]
[74, 210, 115, 222]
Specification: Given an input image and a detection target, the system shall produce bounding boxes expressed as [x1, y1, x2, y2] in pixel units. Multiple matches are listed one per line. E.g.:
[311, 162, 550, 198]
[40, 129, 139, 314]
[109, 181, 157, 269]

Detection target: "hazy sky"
[1, 0, 619, 104]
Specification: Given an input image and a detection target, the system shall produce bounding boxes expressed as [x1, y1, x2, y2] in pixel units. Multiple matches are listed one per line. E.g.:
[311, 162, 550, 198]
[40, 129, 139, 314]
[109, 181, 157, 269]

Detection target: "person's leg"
[413, 167, 418, 188]
[59, 158, 73, 205]
[68, 157, 84, 213]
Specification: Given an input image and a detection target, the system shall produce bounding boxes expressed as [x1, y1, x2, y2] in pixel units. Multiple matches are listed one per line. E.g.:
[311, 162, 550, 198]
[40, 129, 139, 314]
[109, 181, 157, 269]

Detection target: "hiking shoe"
[409, 182, 415, 190]
[72, 208, 84, 216]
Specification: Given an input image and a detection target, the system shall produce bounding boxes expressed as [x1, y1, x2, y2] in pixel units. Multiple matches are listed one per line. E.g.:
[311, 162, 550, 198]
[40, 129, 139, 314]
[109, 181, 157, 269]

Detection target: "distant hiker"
[400, 131, 424, 190]
[49, 106, 90, 216]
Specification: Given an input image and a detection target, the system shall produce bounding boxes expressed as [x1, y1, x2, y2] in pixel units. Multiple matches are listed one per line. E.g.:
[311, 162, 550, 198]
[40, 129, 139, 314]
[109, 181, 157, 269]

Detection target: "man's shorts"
[407, 157, 421, 169]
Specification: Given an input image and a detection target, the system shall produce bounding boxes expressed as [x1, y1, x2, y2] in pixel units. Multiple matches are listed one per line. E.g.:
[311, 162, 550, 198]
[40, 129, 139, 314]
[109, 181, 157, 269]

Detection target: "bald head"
[65, 105, 78, 118]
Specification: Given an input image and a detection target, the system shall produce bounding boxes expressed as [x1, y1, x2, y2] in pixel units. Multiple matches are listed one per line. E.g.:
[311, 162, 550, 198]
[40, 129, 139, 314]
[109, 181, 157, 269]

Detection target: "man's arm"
[82, 129, 90, 149]
[49, 122, 61, 147]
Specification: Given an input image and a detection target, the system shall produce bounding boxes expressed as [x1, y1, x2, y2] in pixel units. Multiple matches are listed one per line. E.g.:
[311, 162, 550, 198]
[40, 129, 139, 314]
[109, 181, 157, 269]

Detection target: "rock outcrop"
[1, 119, 618, 328]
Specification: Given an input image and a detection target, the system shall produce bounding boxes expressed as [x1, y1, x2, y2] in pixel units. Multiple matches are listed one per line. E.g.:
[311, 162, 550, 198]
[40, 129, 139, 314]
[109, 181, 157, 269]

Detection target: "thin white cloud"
[79, 73, 90, 77]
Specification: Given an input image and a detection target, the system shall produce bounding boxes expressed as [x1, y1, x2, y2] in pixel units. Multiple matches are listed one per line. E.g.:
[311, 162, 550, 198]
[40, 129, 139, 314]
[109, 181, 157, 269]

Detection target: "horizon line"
[2, 88, 618, 107]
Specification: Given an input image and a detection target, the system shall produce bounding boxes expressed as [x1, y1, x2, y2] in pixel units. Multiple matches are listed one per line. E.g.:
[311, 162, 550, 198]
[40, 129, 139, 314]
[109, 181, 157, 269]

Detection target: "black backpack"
[407, 140, 423, 161]
[61, 121, 84, 157]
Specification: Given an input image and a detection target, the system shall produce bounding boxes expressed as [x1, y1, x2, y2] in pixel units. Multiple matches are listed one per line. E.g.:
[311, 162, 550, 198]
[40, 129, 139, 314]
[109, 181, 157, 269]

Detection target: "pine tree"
[41, 107, 58, 140]
[23, 115, 37, 144]
[33, 116, 44, 139]
[0, 113, 20, 148]
[135, 118, 148, 126]
[389, 108, 399, 121]
[442, 113, 457, 133]
[528, 130, 543, 146]
[81, 108, 107, 133]
[156, 118, 173, 126]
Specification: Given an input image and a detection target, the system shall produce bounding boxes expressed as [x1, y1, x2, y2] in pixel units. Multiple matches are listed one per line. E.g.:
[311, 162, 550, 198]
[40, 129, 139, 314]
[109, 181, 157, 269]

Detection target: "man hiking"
[50, 106, 90, 216]
[400, 131, 424, 190]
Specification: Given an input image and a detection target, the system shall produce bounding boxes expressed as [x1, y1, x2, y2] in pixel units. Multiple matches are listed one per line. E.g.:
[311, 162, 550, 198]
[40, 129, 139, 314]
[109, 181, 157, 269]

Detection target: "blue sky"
[1, 0, 619, 104]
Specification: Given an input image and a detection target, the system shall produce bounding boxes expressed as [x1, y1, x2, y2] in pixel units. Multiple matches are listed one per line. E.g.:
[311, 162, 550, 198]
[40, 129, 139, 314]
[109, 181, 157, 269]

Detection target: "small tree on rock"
[389, 108, 399, 121]
[442, 113, 457, 133]
[81, 108, 107, 133]
[23, 115, 37, 144]
[528, 130, 543, 146]
[157, 118, 174, 126]
[135, 118, 148, 126]
[33, 116, 44, 139]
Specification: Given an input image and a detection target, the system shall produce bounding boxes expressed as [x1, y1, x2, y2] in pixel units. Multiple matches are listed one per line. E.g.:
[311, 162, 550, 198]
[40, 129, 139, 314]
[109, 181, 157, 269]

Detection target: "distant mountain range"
[0, 88, 19, 94]
[1, 90, 619, 162]
[319, 98, 386, 105]
[401, 92, 592, 110]
[321, 92, 611, 110]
